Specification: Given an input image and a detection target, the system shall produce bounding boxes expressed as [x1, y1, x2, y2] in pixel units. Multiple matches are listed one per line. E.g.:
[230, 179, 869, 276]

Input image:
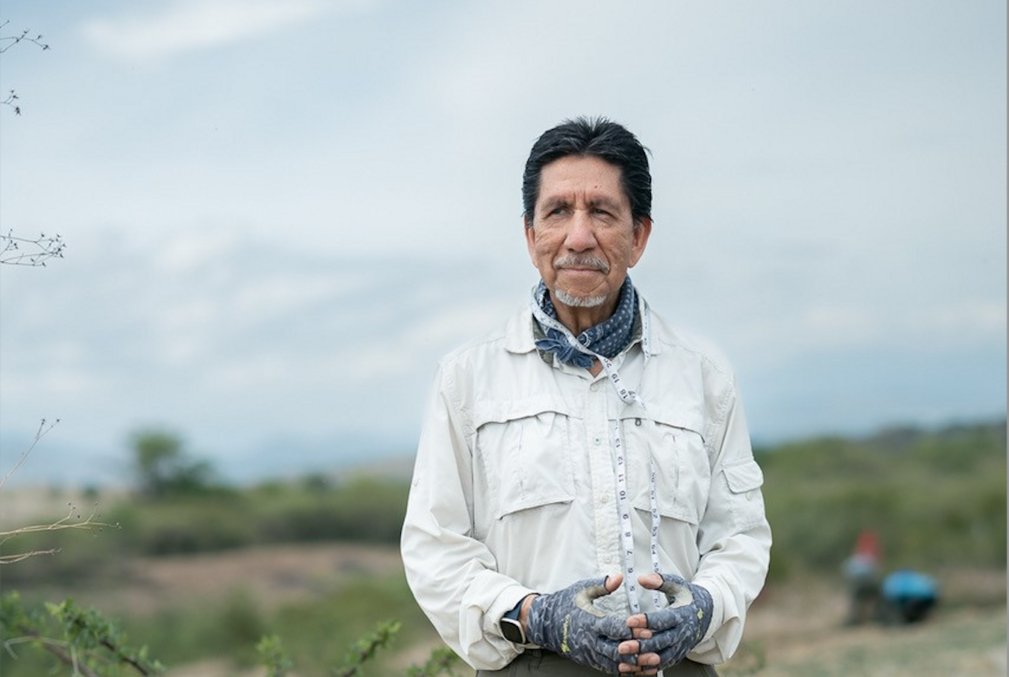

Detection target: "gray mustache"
[554, 255, 610, 274]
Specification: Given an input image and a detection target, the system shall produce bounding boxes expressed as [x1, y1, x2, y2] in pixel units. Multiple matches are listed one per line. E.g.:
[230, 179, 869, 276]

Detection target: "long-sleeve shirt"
[401, 297, 771, 670]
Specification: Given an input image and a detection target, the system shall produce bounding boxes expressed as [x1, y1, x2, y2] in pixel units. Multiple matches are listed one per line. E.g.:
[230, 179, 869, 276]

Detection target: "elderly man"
[401, 118, 771, 677]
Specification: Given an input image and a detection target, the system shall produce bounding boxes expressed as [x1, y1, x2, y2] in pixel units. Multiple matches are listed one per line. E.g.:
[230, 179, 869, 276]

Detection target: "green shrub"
[761, 419, 1007, 578]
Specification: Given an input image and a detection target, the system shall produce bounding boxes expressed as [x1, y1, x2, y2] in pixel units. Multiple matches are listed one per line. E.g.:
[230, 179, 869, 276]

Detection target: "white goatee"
[554, 288, 608, 308]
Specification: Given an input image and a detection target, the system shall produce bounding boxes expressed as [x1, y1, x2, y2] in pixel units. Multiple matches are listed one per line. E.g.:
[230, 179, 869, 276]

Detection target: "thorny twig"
[3, 635, 102, 677]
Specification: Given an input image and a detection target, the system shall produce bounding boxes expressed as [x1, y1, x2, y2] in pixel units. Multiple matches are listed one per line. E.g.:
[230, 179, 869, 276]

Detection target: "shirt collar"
[505, 290, 658, 360]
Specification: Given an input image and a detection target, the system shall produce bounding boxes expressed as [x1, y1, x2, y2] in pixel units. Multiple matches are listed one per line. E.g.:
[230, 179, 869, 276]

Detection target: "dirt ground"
[56, 543, 1004, 677]
[723, 570, 1007, 677]
[91, 542, 405, 616]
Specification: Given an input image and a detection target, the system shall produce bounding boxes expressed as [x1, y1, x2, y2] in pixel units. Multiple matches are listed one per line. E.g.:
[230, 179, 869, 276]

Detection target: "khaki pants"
[477, 650, 719, 677]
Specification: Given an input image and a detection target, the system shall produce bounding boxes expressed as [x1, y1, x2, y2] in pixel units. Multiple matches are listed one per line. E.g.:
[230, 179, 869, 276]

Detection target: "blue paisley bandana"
[533, 277, 638, 369]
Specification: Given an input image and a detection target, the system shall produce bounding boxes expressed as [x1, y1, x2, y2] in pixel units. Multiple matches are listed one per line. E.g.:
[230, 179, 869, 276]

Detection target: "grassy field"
[2, 420, 1004, 675]
[3, 541, 1004, 677]
[721, 571, 1006, 677]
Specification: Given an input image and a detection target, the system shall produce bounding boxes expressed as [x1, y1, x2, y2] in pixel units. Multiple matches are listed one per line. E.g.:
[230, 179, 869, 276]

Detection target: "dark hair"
[522, 116, 652, 225]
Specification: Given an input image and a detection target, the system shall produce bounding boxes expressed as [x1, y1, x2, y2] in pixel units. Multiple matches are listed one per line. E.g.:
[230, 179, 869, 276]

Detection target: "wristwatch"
[499, 600, 527, 645]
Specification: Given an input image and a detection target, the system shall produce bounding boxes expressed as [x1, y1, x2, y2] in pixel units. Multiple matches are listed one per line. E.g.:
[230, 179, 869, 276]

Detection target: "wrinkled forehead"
[535, 155, 629, 209]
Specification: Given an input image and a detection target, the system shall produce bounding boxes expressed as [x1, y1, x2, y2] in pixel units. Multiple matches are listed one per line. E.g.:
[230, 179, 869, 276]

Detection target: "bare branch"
[0, 23, 50, 53]
[1, 21, 51, 115]
[0, 231, 66, 266]
[0, 548, 61, 564]
[0, 502, 119, 564]
[0, 421, 119, 564]
[0, 417, 60, 490]
[1, 89, 20, 115]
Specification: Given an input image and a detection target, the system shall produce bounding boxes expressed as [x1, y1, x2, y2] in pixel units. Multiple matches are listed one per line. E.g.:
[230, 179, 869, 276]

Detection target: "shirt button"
[593, 436, 602, 446]
[604, 555, 613, 564]
[599, 494, 609, 504]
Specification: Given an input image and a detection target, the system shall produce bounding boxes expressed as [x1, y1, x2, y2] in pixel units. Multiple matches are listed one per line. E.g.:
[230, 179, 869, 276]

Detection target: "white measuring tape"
[530, 286, 663, 614]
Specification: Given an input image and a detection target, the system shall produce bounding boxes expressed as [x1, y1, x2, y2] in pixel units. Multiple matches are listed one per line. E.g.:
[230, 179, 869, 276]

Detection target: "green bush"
[761, 419, 1007, 579]
[107, 494, 258, 556]
[93, 573, 433, 676]
[6, 420, 1003, 592]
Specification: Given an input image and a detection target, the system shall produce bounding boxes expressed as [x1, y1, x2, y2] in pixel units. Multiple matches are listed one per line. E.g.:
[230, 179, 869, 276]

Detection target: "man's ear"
[629, 217, 652, 268]
[524, 216, 538, 264]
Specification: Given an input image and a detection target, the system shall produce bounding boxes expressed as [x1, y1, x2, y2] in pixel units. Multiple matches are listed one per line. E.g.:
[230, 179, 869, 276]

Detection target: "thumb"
[657, 574, 694, 607]
[604, 573, 624, 594]
[574, 575, 622, 617]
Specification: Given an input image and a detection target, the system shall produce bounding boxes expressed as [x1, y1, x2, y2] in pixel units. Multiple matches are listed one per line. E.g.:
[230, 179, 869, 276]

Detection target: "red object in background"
[854, 529, 880, 562]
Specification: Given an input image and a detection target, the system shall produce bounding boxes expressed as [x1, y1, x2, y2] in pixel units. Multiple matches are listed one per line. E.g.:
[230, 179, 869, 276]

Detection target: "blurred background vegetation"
[1, 418, 1005, 675]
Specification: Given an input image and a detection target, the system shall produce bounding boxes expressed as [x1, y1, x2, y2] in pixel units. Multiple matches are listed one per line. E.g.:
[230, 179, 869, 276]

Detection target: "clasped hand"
[524, 573, 712, 675]
[619, 573, 713, 673]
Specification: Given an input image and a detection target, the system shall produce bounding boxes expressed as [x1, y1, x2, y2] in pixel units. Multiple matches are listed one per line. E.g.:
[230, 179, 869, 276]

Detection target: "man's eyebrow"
[588, 197, 621, 211]
[539, 195, 571, 211]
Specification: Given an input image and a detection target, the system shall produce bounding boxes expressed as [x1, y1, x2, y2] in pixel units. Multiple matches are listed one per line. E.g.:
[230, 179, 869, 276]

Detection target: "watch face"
[500, 617, 525, 644]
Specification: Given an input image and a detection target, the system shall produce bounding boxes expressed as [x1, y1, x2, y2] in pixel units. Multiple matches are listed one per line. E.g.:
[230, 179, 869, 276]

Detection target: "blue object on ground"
[882, 570, 939, 601]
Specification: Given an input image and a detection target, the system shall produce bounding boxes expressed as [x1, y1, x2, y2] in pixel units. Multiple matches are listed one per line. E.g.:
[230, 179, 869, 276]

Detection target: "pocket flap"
[619, 404, 705, 440]
[724, 459, 764, 493]
[473, 395, 577, 428]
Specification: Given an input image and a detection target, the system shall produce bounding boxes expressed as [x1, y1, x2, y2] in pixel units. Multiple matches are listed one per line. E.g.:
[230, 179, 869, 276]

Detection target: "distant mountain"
[0, 428, 416, 489]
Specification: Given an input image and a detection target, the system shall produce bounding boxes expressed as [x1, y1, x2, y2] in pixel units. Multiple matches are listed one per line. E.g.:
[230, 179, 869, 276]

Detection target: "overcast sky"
[1, 1, 1005, 486]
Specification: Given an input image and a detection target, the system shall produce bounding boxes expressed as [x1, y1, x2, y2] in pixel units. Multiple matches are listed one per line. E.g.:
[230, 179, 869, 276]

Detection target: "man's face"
[525, 155, 651, 318]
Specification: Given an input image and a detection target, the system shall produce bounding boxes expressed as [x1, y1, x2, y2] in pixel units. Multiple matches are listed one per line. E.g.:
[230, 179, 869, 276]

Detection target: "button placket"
[585, 378, 620, 576]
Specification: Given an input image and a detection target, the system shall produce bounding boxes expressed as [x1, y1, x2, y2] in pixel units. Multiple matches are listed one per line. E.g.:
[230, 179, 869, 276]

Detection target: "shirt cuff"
[692, 577, 725, 645]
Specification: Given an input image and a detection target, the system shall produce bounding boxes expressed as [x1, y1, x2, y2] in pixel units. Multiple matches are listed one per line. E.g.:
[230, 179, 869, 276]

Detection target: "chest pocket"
[622, 408, 710, 526]
[473, 398, 576, 521]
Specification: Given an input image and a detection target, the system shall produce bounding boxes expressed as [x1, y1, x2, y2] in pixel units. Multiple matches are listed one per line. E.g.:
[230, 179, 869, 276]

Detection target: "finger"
[618, 657, 657, 676]
[618, 652, 637, 665]
[585, 636, 625, 673]
[575, 577, 619, 611]
[654, 643, 686, 670]
[637, 572, 663, 589]
[636, 627, 687, 655]
[631, 627, 652, 640]
[605, 572, 624, 593]
[594, 614, 633, 640]
[644, 607, 688, 632]
[626, 613, 648, 629]
[618, 640, 639, 655]
[656, 573, 689, 598]
[636, 652, 661, 670]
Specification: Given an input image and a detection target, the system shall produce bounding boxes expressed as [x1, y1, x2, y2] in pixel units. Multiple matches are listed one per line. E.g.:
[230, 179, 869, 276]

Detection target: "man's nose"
[564, 210, 597, 251]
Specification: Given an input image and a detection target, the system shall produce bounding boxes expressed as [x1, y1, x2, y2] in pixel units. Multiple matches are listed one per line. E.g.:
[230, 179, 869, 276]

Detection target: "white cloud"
[81, 0, 368, 60]
[1, 1, 1003, 480]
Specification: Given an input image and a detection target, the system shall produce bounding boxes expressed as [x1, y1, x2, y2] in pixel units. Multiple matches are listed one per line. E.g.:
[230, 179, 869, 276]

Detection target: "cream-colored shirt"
[401, 298, 771, 670]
